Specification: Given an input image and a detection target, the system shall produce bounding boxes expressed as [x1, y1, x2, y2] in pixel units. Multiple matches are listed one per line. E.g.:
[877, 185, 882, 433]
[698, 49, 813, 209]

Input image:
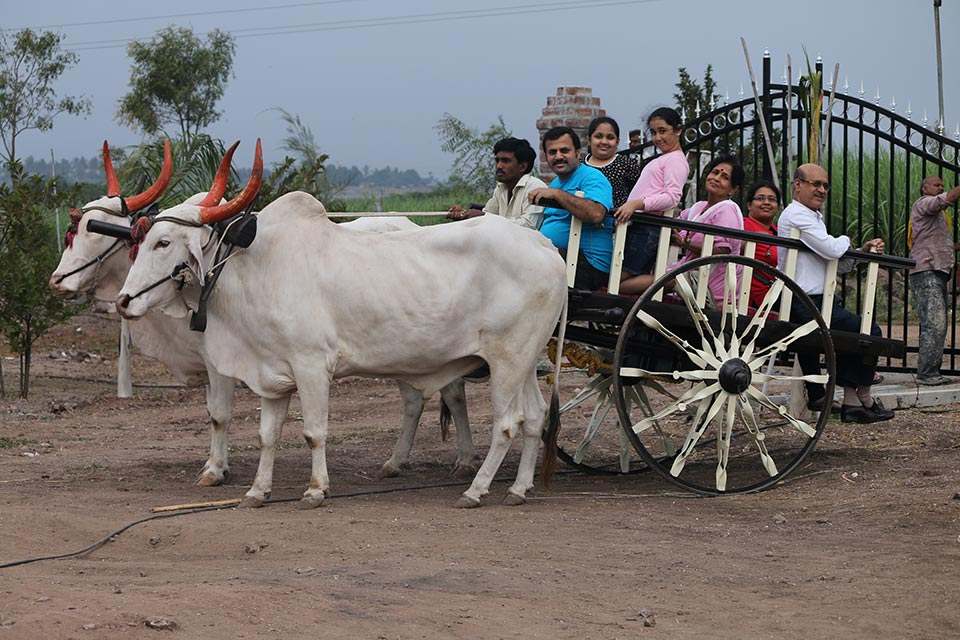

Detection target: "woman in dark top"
[583, 116, 642, 209]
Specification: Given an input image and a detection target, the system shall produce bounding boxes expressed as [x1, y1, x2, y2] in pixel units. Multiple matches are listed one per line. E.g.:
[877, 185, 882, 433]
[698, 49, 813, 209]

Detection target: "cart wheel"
[612, 255, 835, 495]
[556, 366, 673, 475]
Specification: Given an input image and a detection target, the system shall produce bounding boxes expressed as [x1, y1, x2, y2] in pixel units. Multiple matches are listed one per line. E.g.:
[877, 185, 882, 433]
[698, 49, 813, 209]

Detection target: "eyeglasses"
[752, 195, 779, 203]
[796, 177, 830, 191]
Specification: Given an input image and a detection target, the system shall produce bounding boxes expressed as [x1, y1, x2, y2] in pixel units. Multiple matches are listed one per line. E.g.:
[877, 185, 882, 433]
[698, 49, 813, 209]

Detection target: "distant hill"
[7, 155, 437, 192]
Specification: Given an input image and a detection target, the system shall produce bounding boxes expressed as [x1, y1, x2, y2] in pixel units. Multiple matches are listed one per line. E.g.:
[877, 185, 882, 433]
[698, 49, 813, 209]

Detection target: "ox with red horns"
[50, 139, 174, 294]
[116, 137, 566, 511]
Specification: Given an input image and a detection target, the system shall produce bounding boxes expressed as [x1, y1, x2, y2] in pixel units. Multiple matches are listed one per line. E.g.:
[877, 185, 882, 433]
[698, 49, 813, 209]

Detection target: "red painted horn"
[199, 139, 262, 225]
[103, 141, 121, 197]
[125, 139, 174, 212]
[197, 140, 240, 207]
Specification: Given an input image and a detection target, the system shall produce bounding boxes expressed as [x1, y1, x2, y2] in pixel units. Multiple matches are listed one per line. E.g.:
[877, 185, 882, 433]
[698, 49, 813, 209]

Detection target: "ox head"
[116, 140, 262, 320]
[49, 139, 174, 298]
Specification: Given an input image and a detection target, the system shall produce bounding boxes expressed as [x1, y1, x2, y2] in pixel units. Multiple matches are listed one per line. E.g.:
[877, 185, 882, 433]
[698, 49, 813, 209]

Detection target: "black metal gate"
[634, 52, 959, 375]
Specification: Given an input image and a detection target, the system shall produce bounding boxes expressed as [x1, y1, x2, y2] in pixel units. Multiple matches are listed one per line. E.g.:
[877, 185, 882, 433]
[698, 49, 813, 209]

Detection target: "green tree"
[673, 66, 717, 122]
[0, 29, 90, 170]
[117, 27, 235, 141]
[435, 114, 511, 193]
[254, 109, 337, 209]
[120, 135, 232, 208]
[0, 163, 80, 397]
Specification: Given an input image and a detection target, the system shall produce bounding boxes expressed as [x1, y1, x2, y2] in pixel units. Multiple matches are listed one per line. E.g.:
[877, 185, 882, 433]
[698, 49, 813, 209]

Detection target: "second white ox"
[116, 141, 567, 508]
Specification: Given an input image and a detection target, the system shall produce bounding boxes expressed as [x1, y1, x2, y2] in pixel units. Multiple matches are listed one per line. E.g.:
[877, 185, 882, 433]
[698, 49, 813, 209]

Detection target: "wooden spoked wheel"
[555, 354, 669, 475]
[612, 255, 836, 495]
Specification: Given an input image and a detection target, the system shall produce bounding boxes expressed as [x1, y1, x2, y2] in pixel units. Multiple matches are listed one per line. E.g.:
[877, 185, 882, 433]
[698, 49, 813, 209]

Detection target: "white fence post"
[117, 319, 133, 398]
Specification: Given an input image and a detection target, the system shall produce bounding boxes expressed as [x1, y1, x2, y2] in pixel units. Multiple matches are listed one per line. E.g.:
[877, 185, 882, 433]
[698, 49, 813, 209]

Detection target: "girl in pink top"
[614, 107, 691, 295]
[673, 155, 745, 306]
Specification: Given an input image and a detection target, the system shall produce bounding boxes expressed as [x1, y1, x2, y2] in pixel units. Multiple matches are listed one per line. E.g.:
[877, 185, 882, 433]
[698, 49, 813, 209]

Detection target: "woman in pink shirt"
[673, 155, 745, 306]
[614, 107, 690, 295]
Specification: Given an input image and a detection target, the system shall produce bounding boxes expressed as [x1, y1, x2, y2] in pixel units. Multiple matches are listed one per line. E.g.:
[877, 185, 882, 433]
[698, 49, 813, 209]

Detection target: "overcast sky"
[4, 0, 958, 178]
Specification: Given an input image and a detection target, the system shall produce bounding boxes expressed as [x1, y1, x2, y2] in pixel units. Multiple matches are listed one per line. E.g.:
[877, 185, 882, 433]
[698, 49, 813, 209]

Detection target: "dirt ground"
[1, 313, 959, 639]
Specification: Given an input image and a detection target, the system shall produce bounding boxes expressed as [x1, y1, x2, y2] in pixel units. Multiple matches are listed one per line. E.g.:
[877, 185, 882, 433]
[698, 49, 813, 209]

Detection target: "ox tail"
[439, 398, 451, 442]
[540, 292, 568, 487]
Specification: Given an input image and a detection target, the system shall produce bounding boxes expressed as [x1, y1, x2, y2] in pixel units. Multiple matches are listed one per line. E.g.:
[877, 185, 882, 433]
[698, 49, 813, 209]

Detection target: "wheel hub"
[718, 358, 752, 394]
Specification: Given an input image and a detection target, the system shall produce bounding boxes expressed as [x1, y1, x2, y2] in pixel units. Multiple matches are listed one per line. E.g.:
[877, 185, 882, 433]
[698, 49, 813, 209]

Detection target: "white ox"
[49, 140, 238, 486]
[50, 143, 477, 484]
[116, 141, 567, 508]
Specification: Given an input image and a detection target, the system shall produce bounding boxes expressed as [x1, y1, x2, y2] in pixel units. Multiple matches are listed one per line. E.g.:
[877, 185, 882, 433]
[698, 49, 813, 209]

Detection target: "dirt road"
[1, 315, 958, 639]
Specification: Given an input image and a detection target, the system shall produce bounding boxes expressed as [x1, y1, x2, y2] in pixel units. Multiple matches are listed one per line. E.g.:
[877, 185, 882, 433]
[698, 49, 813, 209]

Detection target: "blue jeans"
[910, 270, 949, 379]
[622, 223, 660, 276]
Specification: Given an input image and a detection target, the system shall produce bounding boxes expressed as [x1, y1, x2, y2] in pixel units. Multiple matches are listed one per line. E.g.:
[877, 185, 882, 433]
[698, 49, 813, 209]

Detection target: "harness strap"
[53, 239, 124, 284]
[126, 262, 193, 301]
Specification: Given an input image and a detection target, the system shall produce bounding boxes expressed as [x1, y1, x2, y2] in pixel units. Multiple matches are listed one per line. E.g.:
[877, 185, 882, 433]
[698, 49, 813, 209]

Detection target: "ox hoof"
[238, 495, 265, 509]
[451, 463, 478, 479]
[378, 463, 401, 479]
[454, 495, 482, 509]
[196, 470, 227, 487]
[297, 494, 325, 510]
[502, 492, 526, 506]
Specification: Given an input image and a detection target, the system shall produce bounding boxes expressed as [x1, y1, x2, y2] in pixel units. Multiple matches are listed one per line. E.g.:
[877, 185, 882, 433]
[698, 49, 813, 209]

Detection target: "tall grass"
[825, 148, 958, 256]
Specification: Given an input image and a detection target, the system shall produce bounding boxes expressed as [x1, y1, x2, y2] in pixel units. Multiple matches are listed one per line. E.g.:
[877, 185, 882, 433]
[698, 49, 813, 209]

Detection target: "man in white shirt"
[447, 137, 546, 228]
[778, 163, 893, 424]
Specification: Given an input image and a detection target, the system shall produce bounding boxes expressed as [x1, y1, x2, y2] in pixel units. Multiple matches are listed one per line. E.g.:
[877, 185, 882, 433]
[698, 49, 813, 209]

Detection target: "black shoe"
[865, 398, 894, 421]
[840, 405, 882, 424]
[807, 394, 829, 412]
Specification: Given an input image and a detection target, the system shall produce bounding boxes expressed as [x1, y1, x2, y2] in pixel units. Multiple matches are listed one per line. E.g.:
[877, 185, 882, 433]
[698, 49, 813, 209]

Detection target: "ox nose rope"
[53, 238, 125, 284]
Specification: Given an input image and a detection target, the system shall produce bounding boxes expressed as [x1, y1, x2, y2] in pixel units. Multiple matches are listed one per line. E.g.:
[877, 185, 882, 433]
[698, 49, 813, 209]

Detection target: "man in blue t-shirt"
[528, 126, 614, 290]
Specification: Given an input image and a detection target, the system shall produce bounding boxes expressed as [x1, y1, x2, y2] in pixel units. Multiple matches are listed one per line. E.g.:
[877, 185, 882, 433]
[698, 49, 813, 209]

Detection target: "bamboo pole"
[786, 55, 793, 178]
[740, 38, 780, 186]
[819, 63, 840, 160]
[934, 0, 945, 134]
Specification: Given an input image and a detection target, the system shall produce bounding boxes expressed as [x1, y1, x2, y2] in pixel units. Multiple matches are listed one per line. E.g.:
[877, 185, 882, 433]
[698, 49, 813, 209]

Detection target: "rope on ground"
[0, 474, 539, 570]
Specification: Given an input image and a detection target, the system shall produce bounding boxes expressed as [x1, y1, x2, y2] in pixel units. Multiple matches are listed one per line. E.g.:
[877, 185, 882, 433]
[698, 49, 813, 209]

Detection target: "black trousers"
[560, 249, 609, 291]
[791, 295, 882, 398]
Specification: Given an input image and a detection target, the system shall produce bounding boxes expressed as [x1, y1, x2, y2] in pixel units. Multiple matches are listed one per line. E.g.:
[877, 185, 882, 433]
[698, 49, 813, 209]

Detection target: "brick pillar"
[535, 86, 606, 180]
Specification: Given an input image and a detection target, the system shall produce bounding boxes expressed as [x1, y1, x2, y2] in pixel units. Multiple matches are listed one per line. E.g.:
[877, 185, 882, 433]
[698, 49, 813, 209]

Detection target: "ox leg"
[440, 379, 476, 478]
[197, 371, 236, 486]
[457, 370, 525, 508]
[504, 373, 547, 506]
[240, 395, 291, 508]
[380, 381, 426, 478]
[298, 377, 332, 509]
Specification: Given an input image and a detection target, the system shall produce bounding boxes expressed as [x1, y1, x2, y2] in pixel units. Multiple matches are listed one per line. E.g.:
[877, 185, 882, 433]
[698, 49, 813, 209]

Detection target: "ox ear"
[186, 232, 208, 287]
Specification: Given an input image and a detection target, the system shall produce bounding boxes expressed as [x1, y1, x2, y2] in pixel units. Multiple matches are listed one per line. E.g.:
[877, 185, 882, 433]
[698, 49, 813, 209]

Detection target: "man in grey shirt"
[909, 176, 960, 385]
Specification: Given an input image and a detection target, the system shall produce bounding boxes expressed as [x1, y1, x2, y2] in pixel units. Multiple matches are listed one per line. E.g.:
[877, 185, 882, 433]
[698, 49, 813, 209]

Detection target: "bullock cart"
[88, 203, 912, 496]
[548, 207, 913, 495]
